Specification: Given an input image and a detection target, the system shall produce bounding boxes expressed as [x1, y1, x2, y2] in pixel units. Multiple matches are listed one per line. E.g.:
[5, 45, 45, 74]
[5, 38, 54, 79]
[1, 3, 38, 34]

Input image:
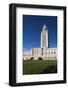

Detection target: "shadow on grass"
[40, 65, 57, 74]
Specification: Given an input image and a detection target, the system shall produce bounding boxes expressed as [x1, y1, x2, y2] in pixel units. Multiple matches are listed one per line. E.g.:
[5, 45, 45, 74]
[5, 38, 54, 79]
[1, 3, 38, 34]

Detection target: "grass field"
[23, 60, 57, 75]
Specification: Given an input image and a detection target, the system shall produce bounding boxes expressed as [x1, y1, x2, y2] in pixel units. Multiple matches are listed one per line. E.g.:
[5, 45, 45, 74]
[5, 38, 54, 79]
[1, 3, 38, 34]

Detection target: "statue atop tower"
[42, 24, 48, 31]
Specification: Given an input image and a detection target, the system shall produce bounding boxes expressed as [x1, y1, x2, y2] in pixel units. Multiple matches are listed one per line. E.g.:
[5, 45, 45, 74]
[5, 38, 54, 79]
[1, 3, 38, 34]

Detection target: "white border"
[16, 7, 64, 83]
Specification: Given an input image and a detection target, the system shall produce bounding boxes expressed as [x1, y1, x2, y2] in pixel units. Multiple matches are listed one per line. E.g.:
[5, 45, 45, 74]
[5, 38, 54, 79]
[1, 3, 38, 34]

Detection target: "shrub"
[31, 57, 34, 60]
[38, 57, 43, 60]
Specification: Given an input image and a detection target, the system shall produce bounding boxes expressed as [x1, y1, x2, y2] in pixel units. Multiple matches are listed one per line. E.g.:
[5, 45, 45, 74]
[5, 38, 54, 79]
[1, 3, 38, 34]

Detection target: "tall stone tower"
[41, 24, 48, 48]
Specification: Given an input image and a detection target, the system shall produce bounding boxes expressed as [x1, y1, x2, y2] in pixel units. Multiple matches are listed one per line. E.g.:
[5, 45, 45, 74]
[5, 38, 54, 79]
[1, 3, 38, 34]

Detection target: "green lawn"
[23, 60, 57, 75]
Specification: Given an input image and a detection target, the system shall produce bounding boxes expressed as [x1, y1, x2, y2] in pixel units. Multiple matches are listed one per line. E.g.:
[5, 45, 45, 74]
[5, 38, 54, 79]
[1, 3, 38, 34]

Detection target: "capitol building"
[23, 24, 57, 60]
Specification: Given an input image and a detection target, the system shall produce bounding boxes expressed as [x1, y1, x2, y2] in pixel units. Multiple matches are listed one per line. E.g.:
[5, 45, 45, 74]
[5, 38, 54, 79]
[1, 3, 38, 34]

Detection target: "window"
[46, 52, 47, 55]
[51, 51, 53, 54]
[48, 52, 50, 54]
[54, 51, 56, 54]
[54, 57, 56, 59]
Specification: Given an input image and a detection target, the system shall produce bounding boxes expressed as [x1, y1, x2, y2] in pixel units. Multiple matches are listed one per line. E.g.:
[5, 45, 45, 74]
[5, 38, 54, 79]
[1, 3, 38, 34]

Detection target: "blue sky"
[23, 15, 57, 51]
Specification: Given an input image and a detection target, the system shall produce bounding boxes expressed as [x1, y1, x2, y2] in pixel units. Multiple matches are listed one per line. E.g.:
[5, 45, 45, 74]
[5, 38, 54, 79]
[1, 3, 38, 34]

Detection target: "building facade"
[23, 24, 57, 60]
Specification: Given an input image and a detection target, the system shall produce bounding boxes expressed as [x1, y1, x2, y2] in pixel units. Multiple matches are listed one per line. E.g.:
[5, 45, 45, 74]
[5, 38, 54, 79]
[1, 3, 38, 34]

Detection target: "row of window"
[33, 51, 56, 56]
[43, 51, 56, 55]
[24, 51, 56, 56]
